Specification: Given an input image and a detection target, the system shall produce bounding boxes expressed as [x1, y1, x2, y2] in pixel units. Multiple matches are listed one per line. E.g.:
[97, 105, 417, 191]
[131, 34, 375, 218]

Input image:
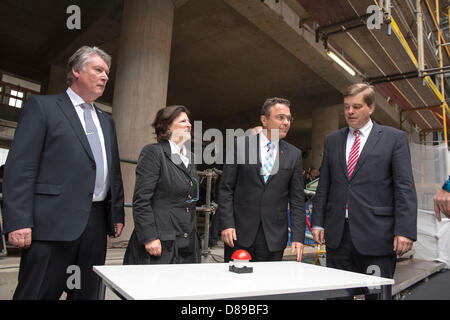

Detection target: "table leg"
[378, 284, 392, 300]
[97, 279, 106, 300]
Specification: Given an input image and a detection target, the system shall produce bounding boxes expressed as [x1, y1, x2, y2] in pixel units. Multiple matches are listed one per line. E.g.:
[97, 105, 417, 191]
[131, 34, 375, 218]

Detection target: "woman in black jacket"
[123, 105, 200, 264]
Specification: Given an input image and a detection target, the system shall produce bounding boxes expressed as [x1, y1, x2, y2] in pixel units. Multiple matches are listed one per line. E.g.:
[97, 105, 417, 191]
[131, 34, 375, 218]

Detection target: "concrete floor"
[0, 242, 447, 300]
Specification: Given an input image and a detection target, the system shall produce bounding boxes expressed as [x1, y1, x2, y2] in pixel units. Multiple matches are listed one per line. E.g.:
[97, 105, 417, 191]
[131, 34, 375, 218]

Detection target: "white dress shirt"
[345, 120, 373, 165]
[66, 87, 109, 201]
[169, 139, 190, 168]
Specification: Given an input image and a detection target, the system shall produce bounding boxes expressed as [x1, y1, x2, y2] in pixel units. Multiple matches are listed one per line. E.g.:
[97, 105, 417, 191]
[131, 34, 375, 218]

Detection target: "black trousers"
[13, 202, 107, 300]
[224, 223, 284, 262]
[326, 219, 396, 298]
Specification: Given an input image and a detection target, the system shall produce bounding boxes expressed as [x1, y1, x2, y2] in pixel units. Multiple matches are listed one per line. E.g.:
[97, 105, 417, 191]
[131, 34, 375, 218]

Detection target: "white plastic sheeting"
[410, 142, 449, 269]
[414, 210, 450, 268]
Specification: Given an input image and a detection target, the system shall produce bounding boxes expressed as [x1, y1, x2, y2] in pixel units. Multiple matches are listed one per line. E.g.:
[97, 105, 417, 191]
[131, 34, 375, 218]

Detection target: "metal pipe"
[418, 0, 424, 77]
[422, 65, 450, 72]
[202, 171, 213, 255]
[386, 0, 392, 35]
[422, 68, 450, 77]
[316, 13, 372, 33]
[367, 71, 419, 84]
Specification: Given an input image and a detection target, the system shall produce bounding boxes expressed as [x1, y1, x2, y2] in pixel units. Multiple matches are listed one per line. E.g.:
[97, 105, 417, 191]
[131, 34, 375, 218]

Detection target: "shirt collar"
[349, 119, 373, 138]
[168, 139, 187, 157]
[259, 131, 279, 149]
[66, 87, 93, 109]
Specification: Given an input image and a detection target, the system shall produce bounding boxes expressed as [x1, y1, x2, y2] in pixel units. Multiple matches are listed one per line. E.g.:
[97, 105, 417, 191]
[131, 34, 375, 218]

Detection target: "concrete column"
[311, 104, 340, 169]
[46, 65, 67, 95]
[111, 0, 175, 244]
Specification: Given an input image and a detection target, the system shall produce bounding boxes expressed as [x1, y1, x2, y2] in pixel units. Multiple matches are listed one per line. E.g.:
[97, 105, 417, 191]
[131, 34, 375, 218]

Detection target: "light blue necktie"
[81, 103, 104, 196]
[262, 142, 275, 183]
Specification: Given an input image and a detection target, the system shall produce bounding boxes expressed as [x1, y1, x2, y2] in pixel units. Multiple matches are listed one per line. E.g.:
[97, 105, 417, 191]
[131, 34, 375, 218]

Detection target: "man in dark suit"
[312, 83, 417, 295]
[219, 97, 305, 262]
[2, 46, 124, 300]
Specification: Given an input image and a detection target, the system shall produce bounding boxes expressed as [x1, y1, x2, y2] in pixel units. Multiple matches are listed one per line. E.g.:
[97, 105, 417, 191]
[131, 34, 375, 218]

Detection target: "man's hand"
[312, 229, 325, 245]
[434, 189, 450, 221]
[291, 241, 304, 262]
[393, 235, 413, 256]
[8, 228, 32, 248]
[145, 239, 162, 256]
[221, 228, 237, 248]
[113, 223, 123, 238]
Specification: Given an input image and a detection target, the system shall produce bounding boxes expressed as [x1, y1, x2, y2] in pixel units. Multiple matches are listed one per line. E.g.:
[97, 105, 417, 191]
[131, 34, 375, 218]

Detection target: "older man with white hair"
[3, 46, 124, 300]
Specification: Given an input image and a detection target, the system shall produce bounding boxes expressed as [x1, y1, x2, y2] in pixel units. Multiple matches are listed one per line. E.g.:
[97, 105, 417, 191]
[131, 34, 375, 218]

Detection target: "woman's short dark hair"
[152, 105, 191, 142]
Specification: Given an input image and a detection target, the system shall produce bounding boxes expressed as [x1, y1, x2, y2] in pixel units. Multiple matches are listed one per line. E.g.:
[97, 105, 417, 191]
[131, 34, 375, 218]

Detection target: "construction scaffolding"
[313, 0, 450, 147]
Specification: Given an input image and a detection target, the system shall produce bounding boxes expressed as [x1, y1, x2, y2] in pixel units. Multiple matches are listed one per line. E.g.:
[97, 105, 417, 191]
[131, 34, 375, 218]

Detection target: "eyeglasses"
[274, 115, 294, 122]
[185, 177, 199, 203]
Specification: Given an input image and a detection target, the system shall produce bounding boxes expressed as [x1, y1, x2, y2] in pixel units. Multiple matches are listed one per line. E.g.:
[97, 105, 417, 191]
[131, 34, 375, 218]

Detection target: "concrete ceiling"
[1, 0, 448, 151]
[167, 0, 342, 134]
[298, 0, 449, 131]
[0, 0, 346, 151]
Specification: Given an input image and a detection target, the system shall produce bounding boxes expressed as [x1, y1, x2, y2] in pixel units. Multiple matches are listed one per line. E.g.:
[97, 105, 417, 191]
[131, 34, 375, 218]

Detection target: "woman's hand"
[145, 239, 162, 256]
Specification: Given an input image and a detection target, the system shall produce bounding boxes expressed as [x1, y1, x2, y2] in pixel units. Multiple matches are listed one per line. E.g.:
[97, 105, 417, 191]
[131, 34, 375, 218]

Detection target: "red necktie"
[347, 130, 361, 179]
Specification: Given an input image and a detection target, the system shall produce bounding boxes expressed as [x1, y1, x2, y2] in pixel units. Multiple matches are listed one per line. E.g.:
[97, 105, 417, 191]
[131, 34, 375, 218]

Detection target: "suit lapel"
[95, 105, 112, 171]
[349, 121, 382, 180]
[340, 128, 350, 180]
[161, 140, 194, 178]
[255, 134, 266, 186]
[265, 139, 284, 185]
[56, 92, 95, 162]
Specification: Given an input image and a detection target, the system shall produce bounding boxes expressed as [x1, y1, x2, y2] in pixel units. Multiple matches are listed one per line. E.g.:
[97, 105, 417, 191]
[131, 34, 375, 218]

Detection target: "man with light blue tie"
[219, 97, 306, 262]
[312, 83, 417, 298]
[2, 46, 124, 300]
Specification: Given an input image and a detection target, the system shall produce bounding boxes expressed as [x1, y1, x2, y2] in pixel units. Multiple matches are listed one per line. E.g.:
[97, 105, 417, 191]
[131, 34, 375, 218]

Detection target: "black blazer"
[2, 92, 125, 240]
[218, 134, 306, 252]
[312, 121, 417, 256]
[130, 140, 198, 245]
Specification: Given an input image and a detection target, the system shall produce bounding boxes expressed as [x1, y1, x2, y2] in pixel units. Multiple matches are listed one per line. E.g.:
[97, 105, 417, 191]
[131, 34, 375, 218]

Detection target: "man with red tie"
[311, 83, 417, 298]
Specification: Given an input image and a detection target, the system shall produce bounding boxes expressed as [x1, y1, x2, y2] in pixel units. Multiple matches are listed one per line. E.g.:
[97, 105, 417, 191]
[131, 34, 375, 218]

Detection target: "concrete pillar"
[46, 65, 67, 95]
[111, 0, 175, 244]
[311, 104, 340, 169]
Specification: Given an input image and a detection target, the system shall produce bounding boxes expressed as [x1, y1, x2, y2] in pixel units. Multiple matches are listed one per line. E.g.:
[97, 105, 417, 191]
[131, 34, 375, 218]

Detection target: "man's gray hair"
[66, 46, 112, 86]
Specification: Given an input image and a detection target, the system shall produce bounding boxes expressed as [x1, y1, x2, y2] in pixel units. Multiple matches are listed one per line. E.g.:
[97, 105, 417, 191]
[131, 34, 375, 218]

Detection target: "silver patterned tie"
[81, 103, 104, 196]
[262, 142, 275, 183]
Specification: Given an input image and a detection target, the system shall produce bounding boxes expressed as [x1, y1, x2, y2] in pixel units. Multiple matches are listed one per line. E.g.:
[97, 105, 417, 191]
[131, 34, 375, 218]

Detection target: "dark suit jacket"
[312, 121, 417, 256]
[2, 92, 125, 241]
[123, 140, 200, 264]
[130, 140, 198, 244]
[218, 134, 305, 252]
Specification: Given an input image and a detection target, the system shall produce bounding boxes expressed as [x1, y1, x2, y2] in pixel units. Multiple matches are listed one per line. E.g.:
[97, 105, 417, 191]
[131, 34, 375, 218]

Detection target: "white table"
[93, 261, 394, 300]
